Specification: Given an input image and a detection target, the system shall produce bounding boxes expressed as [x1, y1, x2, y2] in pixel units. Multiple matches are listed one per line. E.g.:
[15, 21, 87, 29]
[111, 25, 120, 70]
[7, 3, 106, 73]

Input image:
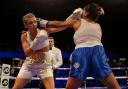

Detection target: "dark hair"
[83, 3, 102, 21]
[48, 36, 54, 40]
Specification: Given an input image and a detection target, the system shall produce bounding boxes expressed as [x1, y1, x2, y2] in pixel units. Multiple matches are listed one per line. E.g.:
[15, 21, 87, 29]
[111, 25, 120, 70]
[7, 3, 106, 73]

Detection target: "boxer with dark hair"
[40, 3, 121, 89]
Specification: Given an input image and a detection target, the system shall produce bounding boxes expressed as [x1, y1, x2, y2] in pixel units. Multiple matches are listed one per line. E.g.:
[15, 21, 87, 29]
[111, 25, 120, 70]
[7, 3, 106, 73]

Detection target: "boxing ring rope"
[58, 67, 128, 70]
[1, 66, 128, 80]
[8, 66, 128, 70]
[0, 65, 128, 88]
[1, 75, 127, 80]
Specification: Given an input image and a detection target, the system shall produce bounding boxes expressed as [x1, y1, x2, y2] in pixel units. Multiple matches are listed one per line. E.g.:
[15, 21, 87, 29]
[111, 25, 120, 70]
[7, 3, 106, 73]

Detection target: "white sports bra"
[73, 19, 102, 48]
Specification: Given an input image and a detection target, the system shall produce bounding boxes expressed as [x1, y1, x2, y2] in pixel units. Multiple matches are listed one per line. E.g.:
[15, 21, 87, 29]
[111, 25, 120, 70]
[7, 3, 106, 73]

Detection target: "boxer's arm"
[47, 19, 77, 27]
[21, 33, 34, 56]
[46, 19, 77, 33]
[46, 8, 82, 33]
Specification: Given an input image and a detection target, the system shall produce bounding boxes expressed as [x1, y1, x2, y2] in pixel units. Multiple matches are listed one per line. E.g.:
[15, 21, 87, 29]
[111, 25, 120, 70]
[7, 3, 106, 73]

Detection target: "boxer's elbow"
[24, 48, 33, 57]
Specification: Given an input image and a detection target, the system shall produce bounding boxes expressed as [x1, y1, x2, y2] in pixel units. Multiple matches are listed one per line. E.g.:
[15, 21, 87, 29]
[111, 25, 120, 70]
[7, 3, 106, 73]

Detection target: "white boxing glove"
[98, 7, 104, 15]
[30, 30, 48, 50]
[66, 8, 83, 20]
[37, 18, 48, 28]
[36, 30, 48, 42]
[73, 8, 83, 15]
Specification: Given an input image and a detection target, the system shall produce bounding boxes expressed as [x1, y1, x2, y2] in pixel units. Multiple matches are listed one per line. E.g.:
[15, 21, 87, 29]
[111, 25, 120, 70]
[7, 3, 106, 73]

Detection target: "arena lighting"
[0, 52, 70, 59]
[0, 52, 26, 58]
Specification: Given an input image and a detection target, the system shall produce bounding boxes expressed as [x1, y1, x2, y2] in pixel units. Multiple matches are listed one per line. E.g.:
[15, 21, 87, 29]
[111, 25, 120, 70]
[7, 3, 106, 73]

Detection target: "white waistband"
[75, 41, 102, 49]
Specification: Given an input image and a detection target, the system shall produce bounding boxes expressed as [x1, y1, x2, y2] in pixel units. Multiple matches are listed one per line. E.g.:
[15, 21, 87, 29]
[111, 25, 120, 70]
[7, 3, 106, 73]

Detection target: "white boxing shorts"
[17, 52, 53, 79]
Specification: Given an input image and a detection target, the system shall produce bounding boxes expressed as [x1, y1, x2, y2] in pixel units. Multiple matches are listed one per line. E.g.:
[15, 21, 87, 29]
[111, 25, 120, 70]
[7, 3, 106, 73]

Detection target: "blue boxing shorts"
[69, 45, 112, 81]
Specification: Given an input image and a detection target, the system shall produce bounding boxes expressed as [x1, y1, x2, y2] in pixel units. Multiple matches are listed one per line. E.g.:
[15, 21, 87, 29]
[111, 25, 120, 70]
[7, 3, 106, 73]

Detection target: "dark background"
[0, 0, 128, 58]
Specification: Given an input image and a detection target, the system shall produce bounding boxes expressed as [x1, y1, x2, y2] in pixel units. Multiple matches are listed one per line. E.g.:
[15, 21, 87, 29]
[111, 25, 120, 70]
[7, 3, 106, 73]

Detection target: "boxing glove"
[66, 8, 83, 20]
[37, 18, 48, 28]
[98, 7, 104, 15]
[30, 30, 48, 50]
